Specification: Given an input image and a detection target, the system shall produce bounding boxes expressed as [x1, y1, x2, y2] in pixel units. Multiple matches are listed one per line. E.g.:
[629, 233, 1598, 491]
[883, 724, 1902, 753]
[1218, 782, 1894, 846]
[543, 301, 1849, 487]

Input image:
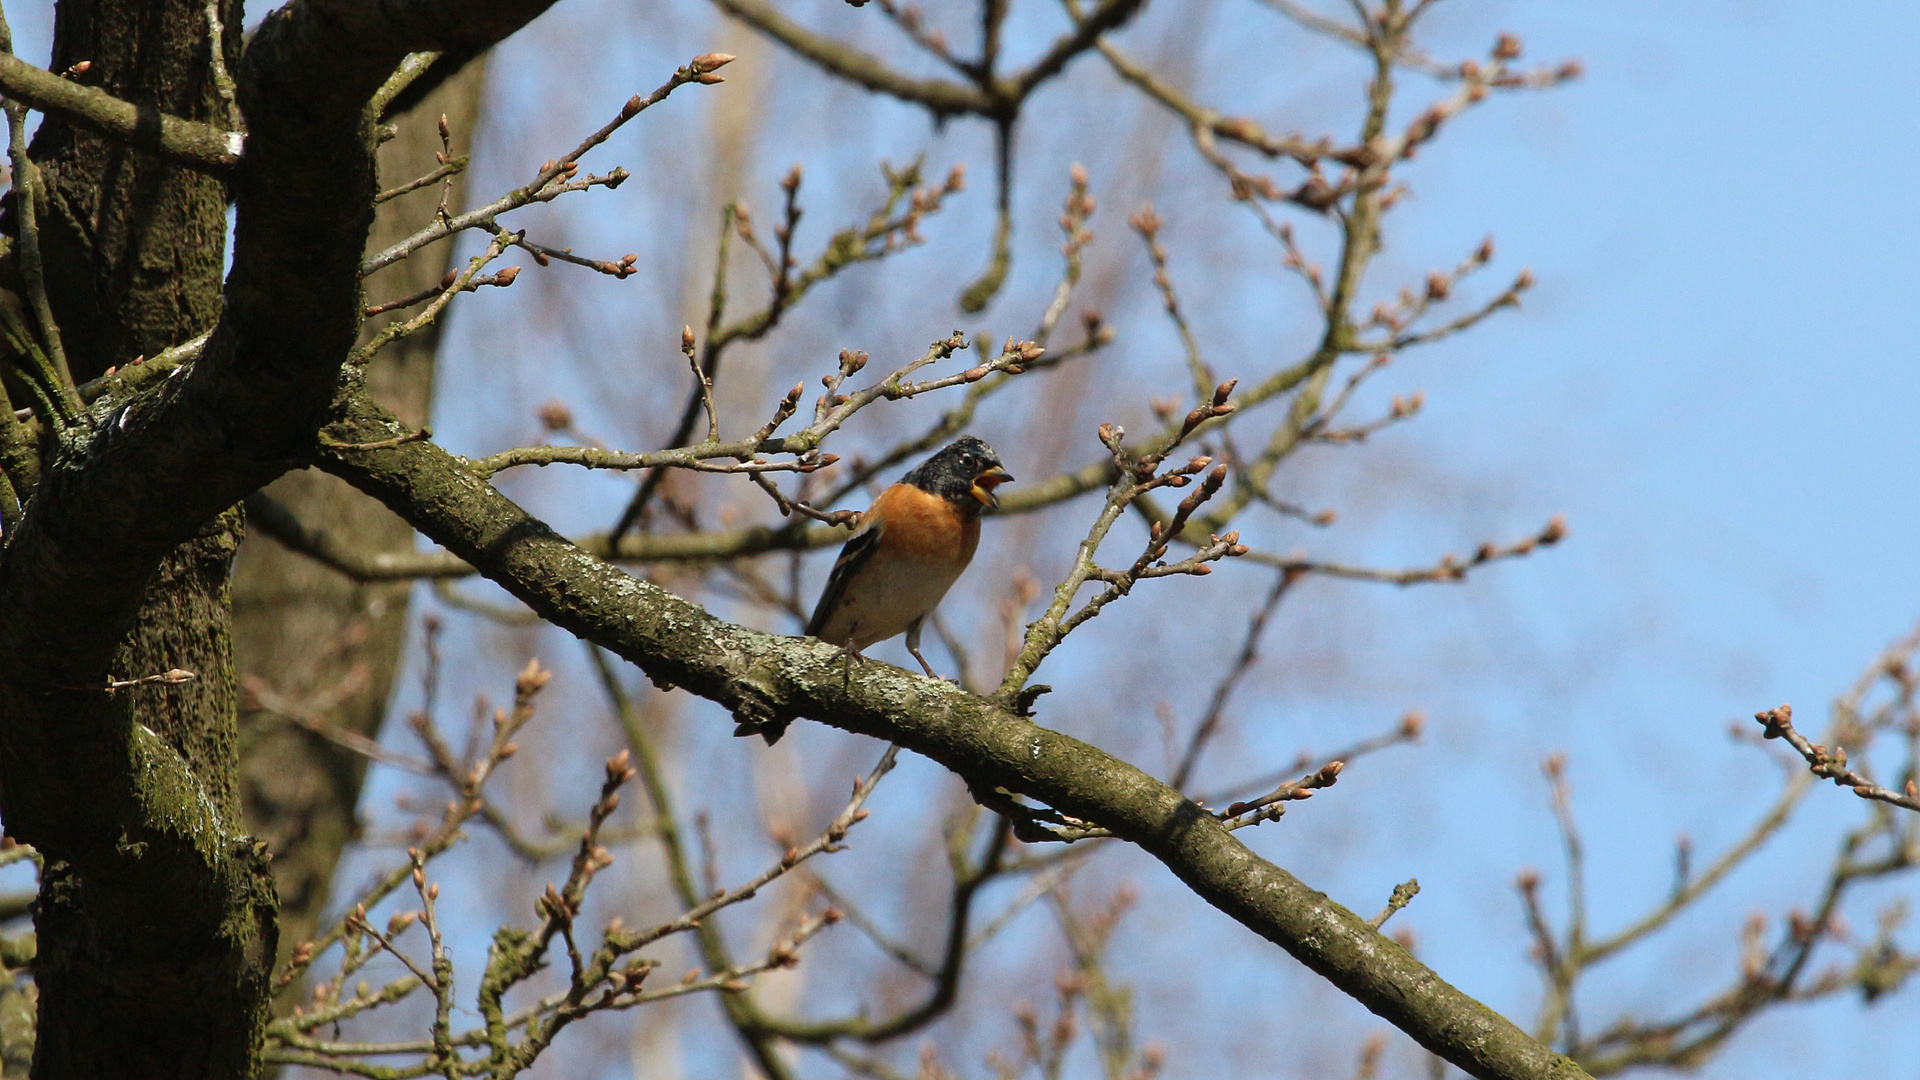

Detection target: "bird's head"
[903, 435, 1014, 511]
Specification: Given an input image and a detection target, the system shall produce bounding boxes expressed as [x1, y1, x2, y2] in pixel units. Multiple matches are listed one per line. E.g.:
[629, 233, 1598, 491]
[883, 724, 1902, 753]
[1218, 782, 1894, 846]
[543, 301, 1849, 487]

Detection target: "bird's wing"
[805, 514, 884, 639]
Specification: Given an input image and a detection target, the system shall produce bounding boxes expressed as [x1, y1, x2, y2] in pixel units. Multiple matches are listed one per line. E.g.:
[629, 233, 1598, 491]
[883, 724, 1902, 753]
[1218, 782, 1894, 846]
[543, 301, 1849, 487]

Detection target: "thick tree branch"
[0, 53, 239, 174]
[319, 395, 1590, 1080]
[0, 0, 567, 723]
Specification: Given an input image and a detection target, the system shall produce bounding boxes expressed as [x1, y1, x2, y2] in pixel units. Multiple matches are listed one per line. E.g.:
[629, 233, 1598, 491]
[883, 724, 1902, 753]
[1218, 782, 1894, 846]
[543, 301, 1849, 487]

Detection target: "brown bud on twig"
[692, 52, 737, 74]
[1539, 514, 1568, 544]
[1754, 703, 1792, 739]
[1788, 909, 1817, 944]
[536, 398, 574, 431]
[516, 657, 551, 695]
[1493, 32, 1522, 60]
[682, 325, 697, 352]
[539, 883, 569, 922]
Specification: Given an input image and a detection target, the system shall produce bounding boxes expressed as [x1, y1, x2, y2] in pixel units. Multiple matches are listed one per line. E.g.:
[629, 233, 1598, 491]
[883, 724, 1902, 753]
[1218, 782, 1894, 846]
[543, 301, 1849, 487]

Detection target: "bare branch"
[0, 53, 239, 174]
[1756, 704, 1920, 813]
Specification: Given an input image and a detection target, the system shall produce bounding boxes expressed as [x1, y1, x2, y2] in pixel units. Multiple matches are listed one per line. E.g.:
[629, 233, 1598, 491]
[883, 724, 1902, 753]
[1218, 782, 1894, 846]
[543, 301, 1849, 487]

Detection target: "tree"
[0, 2, 1912, 1079]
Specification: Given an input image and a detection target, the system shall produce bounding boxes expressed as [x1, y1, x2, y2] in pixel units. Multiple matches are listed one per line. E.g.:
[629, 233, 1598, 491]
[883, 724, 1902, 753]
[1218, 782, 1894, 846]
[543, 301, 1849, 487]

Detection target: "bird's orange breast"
[866, 484, 979, 565]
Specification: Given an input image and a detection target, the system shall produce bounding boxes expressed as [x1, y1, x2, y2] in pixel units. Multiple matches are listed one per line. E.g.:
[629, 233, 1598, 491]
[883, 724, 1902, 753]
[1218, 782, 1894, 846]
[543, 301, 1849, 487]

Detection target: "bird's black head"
[901, 435, 1014, 511]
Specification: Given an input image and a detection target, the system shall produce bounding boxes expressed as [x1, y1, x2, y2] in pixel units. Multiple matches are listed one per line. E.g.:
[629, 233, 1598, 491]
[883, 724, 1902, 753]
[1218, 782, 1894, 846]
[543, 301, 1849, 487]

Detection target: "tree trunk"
[231, 57, 488, 972]
[6, 2, 276, 1076]
[0, 0, 557, 1074]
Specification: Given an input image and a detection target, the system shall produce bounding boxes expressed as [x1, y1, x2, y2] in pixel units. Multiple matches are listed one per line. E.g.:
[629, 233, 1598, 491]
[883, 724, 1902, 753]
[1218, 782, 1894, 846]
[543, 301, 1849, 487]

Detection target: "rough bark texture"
[32, 0, 234, 386]
[232, 58, 488, 970]
[0, 3, 558, 1077]
[16, 3, 275, 1076]
[321, 397, 1593, 1080]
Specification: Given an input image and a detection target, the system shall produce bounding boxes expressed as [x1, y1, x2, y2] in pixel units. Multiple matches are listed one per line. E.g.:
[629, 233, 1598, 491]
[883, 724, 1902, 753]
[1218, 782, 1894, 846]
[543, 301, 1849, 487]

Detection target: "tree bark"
[15, 3, 276, 1076]
[0, 3, 556, 1076]
[231, 57, 488, 971]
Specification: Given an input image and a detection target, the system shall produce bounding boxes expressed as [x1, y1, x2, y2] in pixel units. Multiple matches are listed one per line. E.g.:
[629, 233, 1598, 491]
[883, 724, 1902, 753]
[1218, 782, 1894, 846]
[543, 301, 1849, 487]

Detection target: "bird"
[811, 434, 1011, 669]
[736, 436, 1012, 745]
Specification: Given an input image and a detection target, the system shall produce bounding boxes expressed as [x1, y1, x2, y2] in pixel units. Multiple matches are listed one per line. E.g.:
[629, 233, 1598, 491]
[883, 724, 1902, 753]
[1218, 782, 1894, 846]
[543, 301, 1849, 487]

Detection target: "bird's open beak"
[971, 466, 1014, 509]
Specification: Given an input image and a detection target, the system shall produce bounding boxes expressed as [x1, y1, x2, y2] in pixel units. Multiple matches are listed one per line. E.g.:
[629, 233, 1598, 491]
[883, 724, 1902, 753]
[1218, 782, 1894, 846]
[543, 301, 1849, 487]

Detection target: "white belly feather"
[819, 552, 965, 650]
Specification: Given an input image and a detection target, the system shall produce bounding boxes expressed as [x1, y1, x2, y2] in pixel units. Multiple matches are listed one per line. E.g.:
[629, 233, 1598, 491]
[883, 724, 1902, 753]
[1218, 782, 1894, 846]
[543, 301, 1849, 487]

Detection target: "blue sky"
[14, 2, 1920, 1076]
[353, 2, 1920, 1076]
[431, 2, 1920, 1072]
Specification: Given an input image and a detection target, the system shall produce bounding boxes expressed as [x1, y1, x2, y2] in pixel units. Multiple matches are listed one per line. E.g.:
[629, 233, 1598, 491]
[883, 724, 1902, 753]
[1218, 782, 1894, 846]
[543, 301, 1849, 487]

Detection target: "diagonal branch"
[318, 393, 1591, 1080]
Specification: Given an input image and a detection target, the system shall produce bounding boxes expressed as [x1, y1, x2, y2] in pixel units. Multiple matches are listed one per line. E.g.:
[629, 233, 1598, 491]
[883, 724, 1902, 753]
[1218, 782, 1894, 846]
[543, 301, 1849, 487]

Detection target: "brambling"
[807, 434, 1012, 682]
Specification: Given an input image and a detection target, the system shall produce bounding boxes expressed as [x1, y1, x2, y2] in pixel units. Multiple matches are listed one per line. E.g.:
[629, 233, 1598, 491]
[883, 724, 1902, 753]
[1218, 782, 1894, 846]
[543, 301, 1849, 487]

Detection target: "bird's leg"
[840, 625, 863, 688]
[904, 619, 942, 680]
